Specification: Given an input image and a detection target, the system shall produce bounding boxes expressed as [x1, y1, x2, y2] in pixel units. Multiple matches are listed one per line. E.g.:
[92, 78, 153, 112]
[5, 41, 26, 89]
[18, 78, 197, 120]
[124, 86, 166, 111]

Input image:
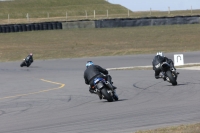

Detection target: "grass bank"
[0, 24, 200, 61]
[135, 123, 200, 133]
[0, 0, 128, 24]
[0, 0, 200, 24]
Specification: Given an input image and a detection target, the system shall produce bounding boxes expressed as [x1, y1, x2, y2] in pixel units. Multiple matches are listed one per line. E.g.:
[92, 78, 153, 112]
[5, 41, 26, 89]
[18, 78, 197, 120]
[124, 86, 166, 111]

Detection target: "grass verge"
[135, 123, 200, 133]
[1, 24, 200, 62]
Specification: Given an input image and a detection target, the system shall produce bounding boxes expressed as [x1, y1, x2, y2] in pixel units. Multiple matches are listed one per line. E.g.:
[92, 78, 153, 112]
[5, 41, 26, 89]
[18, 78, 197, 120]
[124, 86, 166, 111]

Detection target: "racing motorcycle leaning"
[155, 62, 178, 85]
[92, 77, 118, 102]
[20, 56, 33, 67]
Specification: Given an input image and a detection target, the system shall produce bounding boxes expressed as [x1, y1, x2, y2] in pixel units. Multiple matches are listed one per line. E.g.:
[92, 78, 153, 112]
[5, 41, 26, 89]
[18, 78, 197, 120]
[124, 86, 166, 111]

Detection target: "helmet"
[86, 61, 94, 68]
[156, 52, 163, 57]
[30, 53, 33, 56]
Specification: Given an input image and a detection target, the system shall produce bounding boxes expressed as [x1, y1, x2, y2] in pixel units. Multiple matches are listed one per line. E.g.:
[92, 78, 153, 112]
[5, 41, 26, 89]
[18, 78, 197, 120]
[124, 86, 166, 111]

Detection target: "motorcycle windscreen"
[96, 82, 104, 90]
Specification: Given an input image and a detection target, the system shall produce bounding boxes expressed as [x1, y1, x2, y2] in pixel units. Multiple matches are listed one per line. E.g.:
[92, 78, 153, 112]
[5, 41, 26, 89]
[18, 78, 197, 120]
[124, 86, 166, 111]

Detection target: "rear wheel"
[113, 94, 119, 101]
[101, 88, 113, 102]
[113, 90, 118, 101]
[166, 71, 177, 86]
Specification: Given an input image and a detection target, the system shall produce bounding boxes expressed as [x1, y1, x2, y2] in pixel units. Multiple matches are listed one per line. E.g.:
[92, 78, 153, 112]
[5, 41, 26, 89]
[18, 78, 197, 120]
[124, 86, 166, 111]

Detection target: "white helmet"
[156, 52, 163, 56]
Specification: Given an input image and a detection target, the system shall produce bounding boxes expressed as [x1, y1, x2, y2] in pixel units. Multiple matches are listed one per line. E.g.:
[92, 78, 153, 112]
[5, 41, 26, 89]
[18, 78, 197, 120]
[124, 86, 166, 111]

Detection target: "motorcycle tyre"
[101, 88, 113, 102]
[113, 94, 119, 101]
[166, 70, 177, 86]
[20, 61, 25, 67]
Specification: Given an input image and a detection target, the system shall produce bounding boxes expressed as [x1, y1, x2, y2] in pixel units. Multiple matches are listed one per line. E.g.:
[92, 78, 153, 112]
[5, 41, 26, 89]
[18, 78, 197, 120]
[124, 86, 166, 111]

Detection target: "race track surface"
[0, 52, 200, 133]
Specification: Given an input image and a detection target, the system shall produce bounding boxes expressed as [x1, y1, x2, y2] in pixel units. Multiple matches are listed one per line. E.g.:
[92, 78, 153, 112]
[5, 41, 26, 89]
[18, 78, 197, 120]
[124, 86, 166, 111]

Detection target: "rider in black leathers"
[25, 53, 34, 64]
[84, 61, 116, 99]
[152, 52, 178, 79]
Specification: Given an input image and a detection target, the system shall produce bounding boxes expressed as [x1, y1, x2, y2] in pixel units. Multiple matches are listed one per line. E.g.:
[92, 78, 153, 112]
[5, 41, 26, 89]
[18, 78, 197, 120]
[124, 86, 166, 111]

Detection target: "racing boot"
[112, 85, 117, 90]
[107, 75, 117, 89]
[161, 73, 167, 81]
[89, 88, 102, 100]
[97, 93, 102, 100]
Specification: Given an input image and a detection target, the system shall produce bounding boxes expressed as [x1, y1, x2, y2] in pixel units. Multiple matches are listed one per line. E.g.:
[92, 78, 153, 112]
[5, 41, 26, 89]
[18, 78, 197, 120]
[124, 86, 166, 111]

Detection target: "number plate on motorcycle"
[94, 78, 100, 84]
[96, 82, 104, 89]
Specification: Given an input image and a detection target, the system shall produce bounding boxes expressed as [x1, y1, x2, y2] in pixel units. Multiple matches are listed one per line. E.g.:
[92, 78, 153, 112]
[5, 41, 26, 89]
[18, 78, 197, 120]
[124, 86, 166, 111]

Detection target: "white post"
[128, 9, 130, 17]
[168, 7, 170, 15]
[191, 6, 193, 14]
[150, 8, 152, 16]
[47, 12, 49, 18]
[8, 14, 9, 23]
[107, 10, 108, 18]
[26, 13, 29, 22]
[85, 10, 87, 19]
[94, 10, 95, 19]
[66, 12, 67, 20]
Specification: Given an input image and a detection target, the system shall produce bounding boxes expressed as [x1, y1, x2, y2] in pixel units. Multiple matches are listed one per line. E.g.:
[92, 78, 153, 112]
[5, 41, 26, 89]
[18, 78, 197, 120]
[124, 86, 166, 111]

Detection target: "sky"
[108, 0, 200, 11]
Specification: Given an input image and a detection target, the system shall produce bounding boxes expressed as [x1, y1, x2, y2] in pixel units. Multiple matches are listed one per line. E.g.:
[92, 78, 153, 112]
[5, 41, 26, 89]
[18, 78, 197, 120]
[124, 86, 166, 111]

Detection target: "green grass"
[135, 123, 200, 133]
[0, 0, 200, 24]
[0, 24, 200, 62]
[0, 0, 127, 19]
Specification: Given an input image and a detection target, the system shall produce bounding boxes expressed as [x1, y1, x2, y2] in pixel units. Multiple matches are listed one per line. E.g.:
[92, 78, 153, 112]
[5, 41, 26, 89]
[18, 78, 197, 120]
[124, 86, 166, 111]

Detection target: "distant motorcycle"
[155, 62, 178, 85]
[93, 77, 118, 102]
[20, 56, 33, 67]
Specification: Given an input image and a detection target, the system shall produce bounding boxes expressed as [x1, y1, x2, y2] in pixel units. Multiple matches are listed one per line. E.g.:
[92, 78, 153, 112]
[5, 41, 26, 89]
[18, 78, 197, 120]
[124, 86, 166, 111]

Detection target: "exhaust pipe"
[105, 81, 114, 90]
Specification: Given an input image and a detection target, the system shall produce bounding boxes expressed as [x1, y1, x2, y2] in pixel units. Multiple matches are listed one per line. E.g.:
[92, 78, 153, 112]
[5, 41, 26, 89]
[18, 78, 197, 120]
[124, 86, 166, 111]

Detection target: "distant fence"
[1, 9, 200, 24]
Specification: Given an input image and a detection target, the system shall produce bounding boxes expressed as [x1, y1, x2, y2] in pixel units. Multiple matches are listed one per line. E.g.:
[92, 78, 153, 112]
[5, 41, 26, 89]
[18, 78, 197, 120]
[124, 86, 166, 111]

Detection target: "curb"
[107, 63, 200, 71]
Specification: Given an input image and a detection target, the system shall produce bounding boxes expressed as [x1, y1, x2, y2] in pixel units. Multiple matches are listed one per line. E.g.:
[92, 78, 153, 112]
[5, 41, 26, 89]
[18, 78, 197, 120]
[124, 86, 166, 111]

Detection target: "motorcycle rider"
[25, 53, 34, 64]
[84, 61, 117, 99]
[152, 52, 179, 79]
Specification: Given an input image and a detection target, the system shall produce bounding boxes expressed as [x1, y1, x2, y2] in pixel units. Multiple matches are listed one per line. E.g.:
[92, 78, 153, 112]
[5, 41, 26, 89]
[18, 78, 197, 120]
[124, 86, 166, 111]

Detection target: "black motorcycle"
[93, 77, 118, 102]
[155, 62, 178, 85]
[20, 56, 32, 67]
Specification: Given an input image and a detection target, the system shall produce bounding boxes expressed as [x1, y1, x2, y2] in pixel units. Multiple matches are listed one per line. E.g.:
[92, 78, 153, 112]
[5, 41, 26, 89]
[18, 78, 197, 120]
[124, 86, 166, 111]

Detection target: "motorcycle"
[93, 77, 118, 102]
[20, 56, 32, 67]
[155, 62, 178, 85]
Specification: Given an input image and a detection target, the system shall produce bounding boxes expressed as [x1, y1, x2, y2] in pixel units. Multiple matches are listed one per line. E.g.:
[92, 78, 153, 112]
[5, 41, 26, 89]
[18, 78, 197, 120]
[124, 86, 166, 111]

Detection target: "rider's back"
[84, 65, 108, 81]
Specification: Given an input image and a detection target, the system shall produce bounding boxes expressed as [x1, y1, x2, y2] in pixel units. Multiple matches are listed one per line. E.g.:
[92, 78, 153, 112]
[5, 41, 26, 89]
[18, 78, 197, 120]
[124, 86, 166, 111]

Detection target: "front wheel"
[166, 70, 177, 86]
[20, 61, 25, 67]
[101, 88, 113, 102]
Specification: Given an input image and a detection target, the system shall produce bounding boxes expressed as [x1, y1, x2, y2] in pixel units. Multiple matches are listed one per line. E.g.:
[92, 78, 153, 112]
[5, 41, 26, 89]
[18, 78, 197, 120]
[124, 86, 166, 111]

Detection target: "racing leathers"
[152, 55, 176, 79]
[84, 65, 116, 94]
[25, 55, 34, 64]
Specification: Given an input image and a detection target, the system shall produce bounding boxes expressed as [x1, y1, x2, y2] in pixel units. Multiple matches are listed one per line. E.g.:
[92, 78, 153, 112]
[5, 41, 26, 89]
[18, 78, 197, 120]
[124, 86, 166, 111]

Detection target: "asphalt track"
[0, 51, 200, 133]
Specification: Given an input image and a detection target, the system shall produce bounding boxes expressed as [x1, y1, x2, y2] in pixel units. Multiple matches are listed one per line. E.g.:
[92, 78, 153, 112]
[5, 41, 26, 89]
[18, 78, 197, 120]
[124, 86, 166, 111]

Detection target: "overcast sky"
[108, 0, 200, 11]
